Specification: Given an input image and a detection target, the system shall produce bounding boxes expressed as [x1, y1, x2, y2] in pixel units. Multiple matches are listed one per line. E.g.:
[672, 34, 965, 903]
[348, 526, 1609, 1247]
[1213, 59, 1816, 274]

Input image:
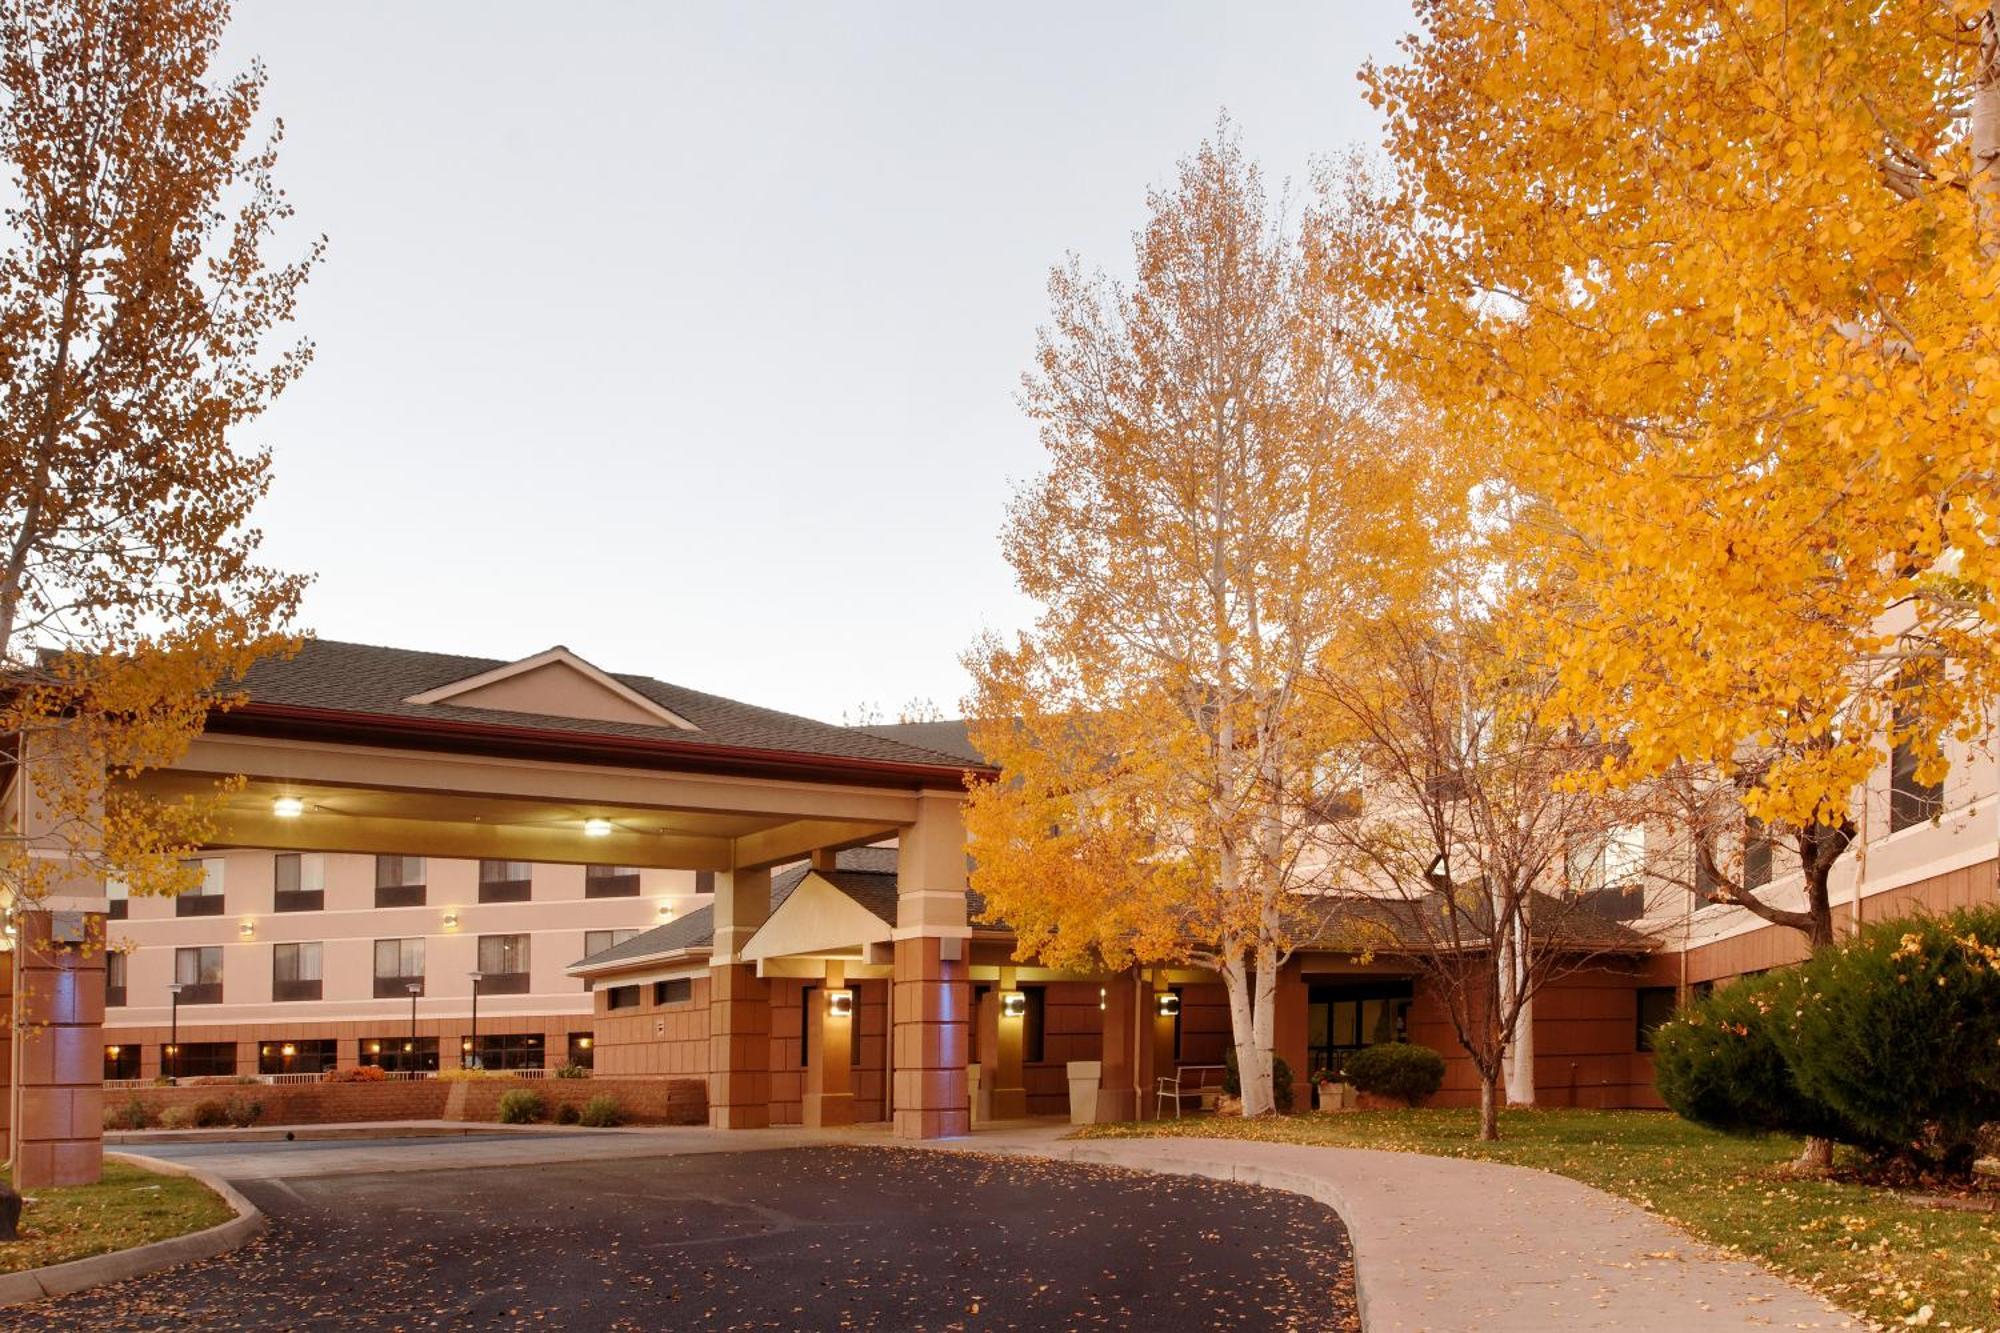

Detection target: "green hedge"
[1654, 906, 2000, 1175]
[1340, 1042, 1445, 1106]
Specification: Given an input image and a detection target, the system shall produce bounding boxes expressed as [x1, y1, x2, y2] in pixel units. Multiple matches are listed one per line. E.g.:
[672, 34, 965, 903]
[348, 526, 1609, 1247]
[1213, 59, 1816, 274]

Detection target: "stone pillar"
[892, 791, 970, 1139]
[14, 911, 106, 1187]
[802, 963, 853, 1128]
[988, 966, 1027, 1120]
[708, 867, 772, 1129]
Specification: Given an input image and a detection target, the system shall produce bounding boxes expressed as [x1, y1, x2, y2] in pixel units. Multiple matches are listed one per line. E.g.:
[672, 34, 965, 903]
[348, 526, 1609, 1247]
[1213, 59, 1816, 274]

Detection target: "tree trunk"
[1478, 1071, 1500, 1141]
[1793, 1135, 1834, 1173]
[1502, 910, 1535, 1106]
[1222, 954, 1274, 1116]
[1973, 3, 1999, 258]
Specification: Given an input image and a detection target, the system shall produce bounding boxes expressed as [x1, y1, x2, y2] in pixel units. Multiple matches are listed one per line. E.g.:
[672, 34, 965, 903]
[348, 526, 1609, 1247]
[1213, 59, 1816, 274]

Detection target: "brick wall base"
[106, 1076, 707, 1129]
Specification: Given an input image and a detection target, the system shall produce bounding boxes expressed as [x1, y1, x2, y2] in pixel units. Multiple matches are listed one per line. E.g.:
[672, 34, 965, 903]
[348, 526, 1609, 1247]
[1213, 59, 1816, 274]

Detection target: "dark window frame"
[477, 860, 534, 904]
[359, 1036, 439, 1073]
[166, 1041, 236, 1078]
[583, 865, 642, 899]
[273, 853, 325, 912]
[257, 1038, 337, 1075]
[105, 950, 128, 1008]
[271, 941, 324, 1002]
[103, 1043, 139, 1080]
[1022, 985, 1046, 1065]
[373, 937, 425, 999]
[173, 945, 224, 1004]
[652, 978, 692, 1006]
[476, 935, 531, 993]
[469, 1032, 545, 1072]
[1636, 986, 1680, 1053]
[374, 855, 427, 908]
[604, 984, 641, 1011]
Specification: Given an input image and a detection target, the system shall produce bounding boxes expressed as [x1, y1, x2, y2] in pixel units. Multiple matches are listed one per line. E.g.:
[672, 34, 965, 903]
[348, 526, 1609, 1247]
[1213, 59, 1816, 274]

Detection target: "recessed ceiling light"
[583, 818, 613, 837]
[272, 796, 305, 818]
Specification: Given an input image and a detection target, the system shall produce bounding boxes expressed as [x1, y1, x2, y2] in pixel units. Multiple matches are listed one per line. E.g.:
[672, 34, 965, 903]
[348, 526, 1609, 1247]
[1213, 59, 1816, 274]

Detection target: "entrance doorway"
[1305, 980, 1413, 1080]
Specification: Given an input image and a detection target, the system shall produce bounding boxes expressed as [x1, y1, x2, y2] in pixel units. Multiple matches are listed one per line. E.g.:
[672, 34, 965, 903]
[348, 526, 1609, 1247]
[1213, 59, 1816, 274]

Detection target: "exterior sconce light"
[272, 796, 305, 819]
[999, 990, 1027, 1019]
[442, 910, 459, 929]
[1099, 986, 1107, 1011]
[461, 1037, 473, 1052]
[583, 818, 613, 838]
[1156, 992, 1182, 1018]
[239, 919, 256, 939]
[827, 988, 854, 1018]
[657, 902, 674, 920]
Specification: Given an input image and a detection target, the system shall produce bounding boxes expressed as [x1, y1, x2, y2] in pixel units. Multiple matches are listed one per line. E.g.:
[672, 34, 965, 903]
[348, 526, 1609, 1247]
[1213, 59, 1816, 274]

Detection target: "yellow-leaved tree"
[963, 125, 1436, 1116]
[1368, 1, 2000, 952]
[0, 0, 313, 922]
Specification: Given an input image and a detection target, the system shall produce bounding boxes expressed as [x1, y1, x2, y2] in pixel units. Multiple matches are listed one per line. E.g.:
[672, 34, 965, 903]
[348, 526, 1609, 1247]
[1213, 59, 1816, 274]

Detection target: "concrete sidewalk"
[948, 1127, 1861, 1332]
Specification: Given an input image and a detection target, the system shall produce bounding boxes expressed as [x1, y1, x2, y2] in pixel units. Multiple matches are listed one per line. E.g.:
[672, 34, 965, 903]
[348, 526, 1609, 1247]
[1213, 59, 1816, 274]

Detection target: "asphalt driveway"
[14, 1146, 1359, 1330]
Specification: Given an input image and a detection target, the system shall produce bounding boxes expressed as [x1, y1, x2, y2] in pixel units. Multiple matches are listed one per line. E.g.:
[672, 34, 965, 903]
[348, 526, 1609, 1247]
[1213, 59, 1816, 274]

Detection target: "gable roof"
[226, 639, 989, 778]
[403, 646, 697, 730]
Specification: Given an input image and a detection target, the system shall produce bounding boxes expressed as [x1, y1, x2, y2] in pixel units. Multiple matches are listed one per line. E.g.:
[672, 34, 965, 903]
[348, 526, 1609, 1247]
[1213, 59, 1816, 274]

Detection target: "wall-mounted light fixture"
[657, 902, 674, 920]
[1099, 986, 1107, 1011]
[1155, 992, 1182, 1018]
[272, 795, 305, 819]
[999, 990, 1027, 1019]
[827, 988, 855, 1018]
[239, 919, 255, 939]
[583, 818, 613, 838]
[442, 910, 459, 929]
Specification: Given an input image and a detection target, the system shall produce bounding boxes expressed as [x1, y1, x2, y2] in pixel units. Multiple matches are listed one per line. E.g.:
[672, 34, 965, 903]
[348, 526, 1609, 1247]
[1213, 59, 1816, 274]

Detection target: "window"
[360, 1036, 438, 1073]
[257, 1037, 337, 1075]
[164, 1041, 235, 1079]
[582, 928, 638, 960]
[373, 937, 425, 998]
[584, 864, 641, 898]
[274, 853, 325, 911]
[653, 978, 691, 1006]
[604, 984, 641, 1011]
[800, 984, 815, 1066]
[476, 935, 530, 993]
[107, 878, 129, 921]
[695, 870, 716, 895]
[105, 950, 128, 1007]
[173, 945, 223, 1004]
[1636, 986, 1680, 1053]
[374, 855, 427, 908]
[104, 1043, 139, 1081]
[478, 860, 534, 904]
[1170, 985, 1186, 1061]
[566, 1032, 595, 1071]
[1742, 817, 1773, 890]
[1890, 699, 1946, 834]
[175, 858, 225, 917]
[1022, 985, 1046, 1064]
[467, 1032, 544, 1072]
[272, 942, 324, 1002]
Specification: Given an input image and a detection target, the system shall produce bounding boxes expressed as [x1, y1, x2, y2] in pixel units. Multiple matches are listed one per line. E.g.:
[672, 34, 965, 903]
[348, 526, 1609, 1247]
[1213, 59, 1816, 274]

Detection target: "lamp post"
[165, 982, 184, 1084]
[407, 982, 422, 1075]
[466, 971, 484, 1070]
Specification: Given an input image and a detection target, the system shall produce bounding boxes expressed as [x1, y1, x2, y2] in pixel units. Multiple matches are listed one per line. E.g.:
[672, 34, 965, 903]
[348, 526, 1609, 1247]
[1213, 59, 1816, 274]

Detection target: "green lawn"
[2, 1159, 234, 1274]
[1078, 1108, 1999, 1330]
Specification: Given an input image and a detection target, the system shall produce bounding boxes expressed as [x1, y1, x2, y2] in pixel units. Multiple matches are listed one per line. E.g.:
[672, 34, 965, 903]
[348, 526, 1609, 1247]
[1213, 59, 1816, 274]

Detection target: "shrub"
[555, 1102, 581, 1125]
[158, 1104, 197, 1130]
[103, 1096, 151, 1131]
[1222, 1048, 1296, 1112]
[223, 1095, 264, 1129]
[577, 1095, 623, 1128]
[1341, 1042, 1446, 1107]
[437, 1068, 508, 1083]
[1783, 907, 2000, 1175]
[189, 1099, 228, 1129]
[1653, 968, 1856, 1143]
[497, 1089, 547, 1124]
[553, 1063, 588, 1080]
[322, 1065, 388, 1083]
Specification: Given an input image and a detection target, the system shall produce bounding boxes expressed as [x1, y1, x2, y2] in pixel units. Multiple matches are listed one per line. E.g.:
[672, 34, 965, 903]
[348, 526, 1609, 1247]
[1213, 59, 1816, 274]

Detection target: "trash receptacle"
[1066, 1060, 1102, 1125]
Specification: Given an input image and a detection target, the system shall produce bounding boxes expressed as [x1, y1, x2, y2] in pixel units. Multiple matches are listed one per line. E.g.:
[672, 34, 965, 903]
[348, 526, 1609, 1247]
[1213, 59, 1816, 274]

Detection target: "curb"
[0, 1152, 265, 1307]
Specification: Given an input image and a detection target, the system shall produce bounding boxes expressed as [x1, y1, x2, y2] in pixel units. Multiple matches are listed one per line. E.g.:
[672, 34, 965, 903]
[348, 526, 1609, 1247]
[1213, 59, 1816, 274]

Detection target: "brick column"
[1273, 958, 1310, 1098]
[14, 911, 106, 1187]
[1097, 968, 1149, 1122]
[708, 867, 772, 1129]
[891, 792, 971, 1139]
[891, 936, 968, 1137]
[801, 964, 853, 1128]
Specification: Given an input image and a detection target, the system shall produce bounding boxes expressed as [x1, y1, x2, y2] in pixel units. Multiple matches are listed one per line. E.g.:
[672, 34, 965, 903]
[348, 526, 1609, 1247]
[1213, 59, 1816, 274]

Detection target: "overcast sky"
[221, 2, 1416, 723]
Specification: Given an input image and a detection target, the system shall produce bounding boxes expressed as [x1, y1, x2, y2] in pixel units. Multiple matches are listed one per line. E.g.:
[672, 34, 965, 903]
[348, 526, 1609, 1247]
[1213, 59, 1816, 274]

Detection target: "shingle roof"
[1313, 890, 1656, 955]
[854, 719, 985, 766]
[234, 639, 983, 770]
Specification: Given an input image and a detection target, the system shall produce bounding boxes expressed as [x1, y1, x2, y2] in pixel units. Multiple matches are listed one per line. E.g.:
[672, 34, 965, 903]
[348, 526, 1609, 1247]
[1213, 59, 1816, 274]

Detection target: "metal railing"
[100, 1067, 593, 1088]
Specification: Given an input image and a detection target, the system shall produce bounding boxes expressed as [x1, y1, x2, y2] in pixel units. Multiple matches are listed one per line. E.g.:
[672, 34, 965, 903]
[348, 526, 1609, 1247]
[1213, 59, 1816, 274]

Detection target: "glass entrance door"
[1305, 981, 1414, 1080]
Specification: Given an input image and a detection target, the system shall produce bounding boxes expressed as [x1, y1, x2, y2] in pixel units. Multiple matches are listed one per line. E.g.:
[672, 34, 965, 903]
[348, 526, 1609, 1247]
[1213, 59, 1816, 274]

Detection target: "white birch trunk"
[1222, 951, 1274, 1116]
[1974, 5, 1999, 258]
[1504, 909, 1536, 1105]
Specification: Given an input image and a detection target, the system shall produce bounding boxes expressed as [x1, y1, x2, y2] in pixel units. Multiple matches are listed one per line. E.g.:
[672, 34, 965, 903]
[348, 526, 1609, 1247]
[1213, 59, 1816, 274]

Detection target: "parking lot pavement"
[11, 1146, 1358, 1331]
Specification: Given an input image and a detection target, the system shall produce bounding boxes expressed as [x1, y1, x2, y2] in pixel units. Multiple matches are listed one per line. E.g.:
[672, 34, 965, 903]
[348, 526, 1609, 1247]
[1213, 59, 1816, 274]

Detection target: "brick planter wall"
[105, 1076, 705, 1129]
